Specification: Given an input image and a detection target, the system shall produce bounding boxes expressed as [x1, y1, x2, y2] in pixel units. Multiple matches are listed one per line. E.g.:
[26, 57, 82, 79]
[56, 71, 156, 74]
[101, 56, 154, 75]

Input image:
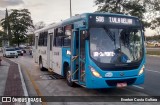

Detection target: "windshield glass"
[15, 48, 20, 50]
[90, 27, 143, 64]
[6, 48, 15, 51]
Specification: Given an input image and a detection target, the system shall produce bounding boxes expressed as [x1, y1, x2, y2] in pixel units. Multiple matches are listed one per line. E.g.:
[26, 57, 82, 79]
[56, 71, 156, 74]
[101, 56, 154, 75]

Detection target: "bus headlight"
[138, 65, 145, 75]
[89, 66, 102, 78]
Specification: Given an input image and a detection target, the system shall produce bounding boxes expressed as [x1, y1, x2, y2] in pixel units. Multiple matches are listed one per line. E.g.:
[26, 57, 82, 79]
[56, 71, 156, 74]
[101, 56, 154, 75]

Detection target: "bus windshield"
[89, 27, 143, 64]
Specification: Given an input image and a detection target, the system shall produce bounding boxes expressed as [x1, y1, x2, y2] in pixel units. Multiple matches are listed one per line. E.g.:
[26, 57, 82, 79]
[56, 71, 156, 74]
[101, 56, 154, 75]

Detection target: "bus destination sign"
[89, 15, 140, 27]
[109, 17, 133, 25]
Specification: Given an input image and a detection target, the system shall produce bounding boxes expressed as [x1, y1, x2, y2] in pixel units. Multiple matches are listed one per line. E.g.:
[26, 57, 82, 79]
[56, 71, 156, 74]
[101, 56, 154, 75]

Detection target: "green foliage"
[0, 9, 34, 46]
[95, 0, 160, 29]
[146, 35, 160, 42]
[27, 34, 35, 46]
[0, 30, 7, 47]
[95, 0, 145, 17]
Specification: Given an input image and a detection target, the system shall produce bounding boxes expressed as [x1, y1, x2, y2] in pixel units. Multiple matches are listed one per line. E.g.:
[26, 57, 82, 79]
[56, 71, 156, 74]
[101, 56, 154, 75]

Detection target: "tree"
[0, 30, 7, 47]
[28, 34, 35, 46]
[34, 21, 46, 30]
[95, 0, 145, 18]
[1, 9, 34, 46]
[94, 0, 160, 28]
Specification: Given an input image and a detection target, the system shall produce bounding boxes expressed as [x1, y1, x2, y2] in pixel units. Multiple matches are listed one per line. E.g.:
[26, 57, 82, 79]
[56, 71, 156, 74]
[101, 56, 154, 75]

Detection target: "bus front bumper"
[85, 73, 144, 89]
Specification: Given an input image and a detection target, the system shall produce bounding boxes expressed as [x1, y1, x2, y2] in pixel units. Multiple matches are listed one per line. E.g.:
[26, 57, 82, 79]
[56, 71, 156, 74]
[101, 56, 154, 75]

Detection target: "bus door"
[79, 30, 86, 84]
[71, 29, 86, 84]
[47, 32, 53, 70]
[35, 36, 38, 63]
[71, 30, 79, 81]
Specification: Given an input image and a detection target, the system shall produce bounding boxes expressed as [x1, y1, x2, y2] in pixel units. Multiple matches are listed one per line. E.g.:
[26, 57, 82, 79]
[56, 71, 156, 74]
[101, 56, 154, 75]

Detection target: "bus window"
[50, 34, 53, 50]
[63, 37, 71, 46]
[53, 29, 57, 46]
[43, 32, 47, 46]
[63, 25, 72, 47]
[38, 33, 43, 46]
[57, 27, 63, 36]
[54, 28, 63, 47]
[55, 36, 62, 47]
[38, 32, 47, 46]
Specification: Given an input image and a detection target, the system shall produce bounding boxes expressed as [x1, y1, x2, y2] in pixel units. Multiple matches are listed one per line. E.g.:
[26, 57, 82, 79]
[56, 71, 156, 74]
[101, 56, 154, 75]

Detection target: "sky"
[0, 0, 156, 36]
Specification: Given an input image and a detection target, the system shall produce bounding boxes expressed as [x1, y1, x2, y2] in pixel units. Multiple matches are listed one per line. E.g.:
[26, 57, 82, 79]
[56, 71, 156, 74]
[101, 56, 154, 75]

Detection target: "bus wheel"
[39, 59, 45, 71]
[66, 66, 75, 87]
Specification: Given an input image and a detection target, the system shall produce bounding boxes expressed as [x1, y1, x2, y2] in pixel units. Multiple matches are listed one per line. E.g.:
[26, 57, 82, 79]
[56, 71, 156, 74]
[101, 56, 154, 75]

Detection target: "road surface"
[6, 52, 160, 105]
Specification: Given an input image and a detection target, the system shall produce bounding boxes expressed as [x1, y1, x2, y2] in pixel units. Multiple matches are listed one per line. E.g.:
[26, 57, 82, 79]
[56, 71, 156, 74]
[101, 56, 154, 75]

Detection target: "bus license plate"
[117, 83, 127, 88]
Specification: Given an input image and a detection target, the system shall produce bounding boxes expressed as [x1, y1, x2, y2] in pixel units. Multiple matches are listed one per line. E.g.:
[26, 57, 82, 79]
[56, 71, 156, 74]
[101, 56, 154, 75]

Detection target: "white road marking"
[147, 55, 160, 57]
[18, 63, 31, 105]
[146, 69, 160, 74]
[133, 85, 144, 89]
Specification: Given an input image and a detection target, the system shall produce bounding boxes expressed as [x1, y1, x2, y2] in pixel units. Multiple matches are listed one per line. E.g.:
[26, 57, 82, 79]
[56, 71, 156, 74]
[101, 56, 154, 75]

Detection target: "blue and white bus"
[34, 13, 145, 88]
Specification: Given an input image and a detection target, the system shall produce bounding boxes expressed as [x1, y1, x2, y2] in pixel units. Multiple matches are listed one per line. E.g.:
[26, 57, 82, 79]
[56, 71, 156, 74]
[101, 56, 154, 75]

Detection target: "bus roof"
[34, 12, 138, 34]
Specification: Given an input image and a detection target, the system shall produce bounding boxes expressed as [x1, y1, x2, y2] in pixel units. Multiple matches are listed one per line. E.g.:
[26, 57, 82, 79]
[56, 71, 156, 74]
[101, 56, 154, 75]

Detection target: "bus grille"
[106, 78, 136, 86]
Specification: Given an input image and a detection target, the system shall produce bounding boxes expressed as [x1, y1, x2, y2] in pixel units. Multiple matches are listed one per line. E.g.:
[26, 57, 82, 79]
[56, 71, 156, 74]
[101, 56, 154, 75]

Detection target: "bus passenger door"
[79, 30, 86, 84]
[71, 30, 79, 81]
[71, 29, 86, 84]
[34, 36, 38, 63]
[47, 33, 53, 70]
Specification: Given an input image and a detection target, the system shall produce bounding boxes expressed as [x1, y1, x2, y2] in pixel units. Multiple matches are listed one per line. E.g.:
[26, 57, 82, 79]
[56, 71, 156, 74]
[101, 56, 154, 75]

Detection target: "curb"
[17, 63, 31, 105]
[147, 54, 160, 57]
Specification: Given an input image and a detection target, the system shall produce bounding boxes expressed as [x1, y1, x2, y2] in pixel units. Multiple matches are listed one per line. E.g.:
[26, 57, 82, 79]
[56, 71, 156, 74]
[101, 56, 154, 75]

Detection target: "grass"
[146, 43, 155, 48]
[146, 51, 160, 56]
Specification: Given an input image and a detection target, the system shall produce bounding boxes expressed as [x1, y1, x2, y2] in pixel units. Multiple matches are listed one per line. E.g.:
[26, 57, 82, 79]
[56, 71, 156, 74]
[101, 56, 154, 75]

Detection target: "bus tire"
[66, 66, 75, 87]
[39, 58, 45, 71]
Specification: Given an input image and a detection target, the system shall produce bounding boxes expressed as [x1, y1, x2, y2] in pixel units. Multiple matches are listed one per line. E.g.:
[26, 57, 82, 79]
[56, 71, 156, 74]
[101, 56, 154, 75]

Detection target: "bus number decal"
[96, 16, 104, 23]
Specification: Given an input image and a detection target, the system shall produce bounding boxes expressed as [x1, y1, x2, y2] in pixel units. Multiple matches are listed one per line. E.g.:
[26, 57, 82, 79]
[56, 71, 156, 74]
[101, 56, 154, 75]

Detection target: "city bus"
[34, 13, 145, 88]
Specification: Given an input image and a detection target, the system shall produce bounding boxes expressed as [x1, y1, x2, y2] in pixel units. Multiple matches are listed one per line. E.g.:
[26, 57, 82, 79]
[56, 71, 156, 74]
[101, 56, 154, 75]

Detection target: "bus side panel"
[39, 46, 48, 68]
[52, 47, 62, 75]
[61, 47, 71, 76]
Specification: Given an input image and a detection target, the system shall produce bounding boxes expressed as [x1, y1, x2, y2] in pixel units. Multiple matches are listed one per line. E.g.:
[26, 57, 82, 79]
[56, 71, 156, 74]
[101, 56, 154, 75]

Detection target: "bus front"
[86, 14, 145, 88]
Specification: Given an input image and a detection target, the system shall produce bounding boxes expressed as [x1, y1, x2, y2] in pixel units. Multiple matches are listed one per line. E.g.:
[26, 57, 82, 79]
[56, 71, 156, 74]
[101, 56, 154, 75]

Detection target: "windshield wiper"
[103, 26, 116, 48]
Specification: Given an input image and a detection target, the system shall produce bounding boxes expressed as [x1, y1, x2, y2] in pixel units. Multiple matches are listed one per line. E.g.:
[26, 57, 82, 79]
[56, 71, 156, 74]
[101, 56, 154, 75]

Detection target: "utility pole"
[4, 8, 11, 46]
[70, 0, 72, 18]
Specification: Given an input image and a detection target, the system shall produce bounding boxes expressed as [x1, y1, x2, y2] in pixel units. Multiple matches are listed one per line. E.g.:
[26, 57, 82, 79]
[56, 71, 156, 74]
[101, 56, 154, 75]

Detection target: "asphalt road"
[7, 52, 160, 105]
[127, 55, 160, 96]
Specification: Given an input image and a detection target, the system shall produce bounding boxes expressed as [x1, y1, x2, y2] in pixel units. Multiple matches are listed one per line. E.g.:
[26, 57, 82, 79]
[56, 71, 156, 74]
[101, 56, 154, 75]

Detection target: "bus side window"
[55, 36, 62, 47]
[38, 33, 43, 46]
[63, 37, 71, 46]
[53, 29, 57, 46]
[43, 32, 48, 46]
[63, 25, 72, 47]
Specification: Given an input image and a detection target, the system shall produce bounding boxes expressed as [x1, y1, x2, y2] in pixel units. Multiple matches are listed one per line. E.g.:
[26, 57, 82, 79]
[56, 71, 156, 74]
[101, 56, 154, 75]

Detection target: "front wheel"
[39, 59, 45, 71]
[66, 66, 75, 87]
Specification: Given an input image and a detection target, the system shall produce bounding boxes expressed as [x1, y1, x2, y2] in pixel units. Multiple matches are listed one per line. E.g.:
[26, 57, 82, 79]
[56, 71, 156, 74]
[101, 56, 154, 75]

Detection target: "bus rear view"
[71, 14, 145, 88]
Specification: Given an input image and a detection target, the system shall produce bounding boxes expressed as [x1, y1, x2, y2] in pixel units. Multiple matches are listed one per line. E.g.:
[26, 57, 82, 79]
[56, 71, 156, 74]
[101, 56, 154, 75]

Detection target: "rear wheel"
[66, 66, 75, 87]
[155, 44, 158, 47]
[39, 58, 45, 71]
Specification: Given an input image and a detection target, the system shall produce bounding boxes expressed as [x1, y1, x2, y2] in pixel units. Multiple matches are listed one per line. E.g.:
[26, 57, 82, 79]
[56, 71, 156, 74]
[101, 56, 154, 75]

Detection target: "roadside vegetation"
[147, 51, 160, 56]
